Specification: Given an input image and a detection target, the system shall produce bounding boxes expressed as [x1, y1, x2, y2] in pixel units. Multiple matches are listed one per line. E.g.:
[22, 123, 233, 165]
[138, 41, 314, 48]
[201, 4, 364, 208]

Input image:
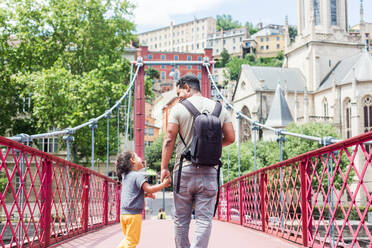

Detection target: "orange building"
[145, 102, 160, 146]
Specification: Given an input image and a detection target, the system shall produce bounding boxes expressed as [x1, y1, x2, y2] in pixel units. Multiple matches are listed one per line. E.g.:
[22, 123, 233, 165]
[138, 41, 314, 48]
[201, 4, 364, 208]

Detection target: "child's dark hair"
[116, 151, 134, 181]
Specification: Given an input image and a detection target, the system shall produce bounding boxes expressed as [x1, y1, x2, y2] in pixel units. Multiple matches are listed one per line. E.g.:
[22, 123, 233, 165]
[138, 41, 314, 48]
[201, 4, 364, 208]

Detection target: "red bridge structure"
[1, 47, 372, 247]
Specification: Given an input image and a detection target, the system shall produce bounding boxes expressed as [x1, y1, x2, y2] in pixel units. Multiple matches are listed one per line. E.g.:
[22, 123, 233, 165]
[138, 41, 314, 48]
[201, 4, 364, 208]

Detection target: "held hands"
[162, 175, 172, 188]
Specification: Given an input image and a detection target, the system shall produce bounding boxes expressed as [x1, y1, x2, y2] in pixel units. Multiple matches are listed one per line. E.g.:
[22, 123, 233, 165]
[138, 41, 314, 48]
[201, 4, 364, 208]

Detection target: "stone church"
[232, 0, 372, 142]
[230, 0, 372, 204]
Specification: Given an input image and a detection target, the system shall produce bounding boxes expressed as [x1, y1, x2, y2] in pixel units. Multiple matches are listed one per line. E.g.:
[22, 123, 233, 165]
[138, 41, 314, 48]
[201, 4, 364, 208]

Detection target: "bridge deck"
[54, 220, 299, 248]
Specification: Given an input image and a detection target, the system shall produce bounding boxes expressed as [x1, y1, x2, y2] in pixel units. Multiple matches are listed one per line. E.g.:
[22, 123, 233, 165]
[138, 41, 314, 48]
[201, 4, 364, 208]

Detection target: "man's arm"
[160, 123, 179, 181]
[222, 122, 235, 147]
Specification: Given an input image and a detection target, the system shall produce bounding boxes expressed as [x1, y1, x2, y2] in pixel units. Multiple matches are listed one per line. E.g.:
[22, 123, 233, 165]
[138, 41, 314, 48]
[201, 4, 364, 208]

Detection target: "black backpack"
[176, 99, 223, 216]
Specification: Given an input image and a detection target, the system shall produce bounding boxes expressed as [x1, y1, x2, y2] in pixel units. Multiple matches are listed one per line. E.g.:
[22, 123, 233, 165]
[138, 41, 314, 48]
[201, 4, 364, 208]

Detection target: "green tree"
[215, 48, 231, 68]
[245, 21, 259, 35]
[225, 54, 284, 81]
[216, 14, 242, 31]
[145, 133, 176, 172]
[1, 0, 136, 138]
[145, 68, 160, 80]
[289, 26, 298, 43]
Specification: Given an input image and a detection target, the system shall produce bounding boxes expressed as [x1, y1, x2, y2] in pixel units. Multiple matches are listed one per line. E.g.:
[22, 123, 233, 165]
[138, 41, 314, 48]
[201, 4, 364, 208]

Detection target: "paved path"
[55, 220, 299, 248]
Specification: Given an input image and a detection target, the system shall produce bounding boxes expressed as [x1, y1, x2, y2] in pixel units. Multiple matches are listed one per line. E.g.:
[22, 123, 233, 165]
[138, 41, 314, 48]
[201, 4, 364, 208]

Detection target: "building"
[231, 0, 371, 204]
[144, 102, 160, 146]
[139, 45, 206, 93]
[137, 17, 216, 53]
[207, 27, 250, 58]
[242, 24, 285, 58]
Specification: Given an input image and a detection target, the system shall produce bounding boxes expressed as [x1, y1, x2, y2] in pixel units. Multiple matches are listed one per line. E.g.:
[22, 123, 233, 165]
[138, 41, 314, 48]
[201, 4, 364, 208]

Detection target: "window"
[363, 96, 372, 133]
[148, 54, 152, 59]
[233, 38, 236, 43]
[344, 98, 351, 138]
[277, 44, 280, 49]
[197, 73, 202, 80]
[161, 54, 165, 60]
[314, 0, 321, 25]
[260, 38, 264, 42]
[187, 65, 192, 69]
[198, 56, 202, 61]
[266, 37, 269, 41]
[323, 98, 328, 117]
[240, 37, 242, 42]
[276, 36, 280, 41]
[161, 65, 165, 69]
[266, 45, 269, 50]
[174, 55, 179, 60]
[260, 46, 264, 50]
[187, 56, 191, 61]
[161, 71, 165, 80]
[196, 43, 199, 49]
[331, 0, 337, 25]
[223, 40, 226, 45]
[233, 46, 236, 50]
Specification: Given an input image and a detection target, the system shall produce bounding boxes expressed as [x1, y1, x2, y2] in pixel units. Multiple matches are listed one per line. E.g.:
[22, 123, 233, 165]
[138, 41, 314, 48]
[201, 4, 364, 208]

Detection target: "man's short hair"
[176, 74, 201, 92]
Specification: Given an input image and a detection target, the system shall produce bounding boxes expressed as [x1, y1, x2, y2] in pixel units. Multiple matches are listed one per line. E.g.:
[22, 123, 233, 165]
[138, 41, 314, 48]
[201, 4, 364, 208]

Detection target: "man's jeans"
[173, 165, 218, 248]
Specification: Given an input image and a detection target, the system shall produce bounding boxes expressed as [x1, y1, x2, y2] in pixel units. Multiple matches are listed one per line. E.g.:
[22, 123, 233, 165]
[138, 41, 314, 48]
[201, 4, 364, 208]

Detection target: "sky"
[132, 0, 372, 34]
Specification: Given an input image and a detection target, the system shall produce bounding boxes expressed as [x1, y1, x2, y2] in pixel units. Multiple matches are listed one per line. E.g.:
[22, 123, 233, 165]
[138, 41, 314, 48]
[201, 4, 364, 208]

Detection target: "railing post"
[300, 160, 309, 247]
[81, 173, 90, 232]
[239, 180, 244, 226]
[260, 173, 267, 232]
[116, 184, 121, 222]
[40, 159, 53, 247]
[226, 184, 230, 222]
[103, 180, 108, 225]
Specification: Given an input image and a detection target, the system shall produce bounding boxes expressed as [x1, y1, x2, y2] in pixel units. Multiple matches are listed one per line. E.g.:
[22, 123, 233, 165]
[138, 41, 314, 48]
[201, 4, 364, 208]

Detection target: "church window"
[323, 98, 328, 117]
[363, 95, 372, 151]
[363, 96, 372, 133]
[331, 0, 337, 25]
[344, 98, 351, 139]
[314, 0, 320, 25]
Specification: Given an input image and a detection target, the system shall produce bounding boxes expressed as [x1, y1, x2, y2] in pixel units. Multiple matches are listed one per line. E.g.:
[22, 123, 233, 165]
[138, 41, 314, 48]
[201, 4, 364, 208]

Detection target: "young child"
[116, 151, 170, 248]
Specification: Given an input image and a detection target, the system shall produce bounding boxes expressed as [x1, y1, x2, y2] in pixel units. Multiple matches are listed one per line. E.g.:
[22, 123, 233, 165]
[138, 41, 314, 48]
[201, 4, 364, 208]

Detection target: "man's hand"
[161, 169, 171, 183]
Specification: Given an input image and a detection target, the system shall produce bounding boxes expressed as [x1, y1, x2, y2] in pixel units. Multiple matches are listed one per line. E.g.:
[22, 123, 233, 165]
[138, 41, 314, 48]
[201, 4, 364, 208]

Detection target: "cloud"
[133, 0, 225, 27]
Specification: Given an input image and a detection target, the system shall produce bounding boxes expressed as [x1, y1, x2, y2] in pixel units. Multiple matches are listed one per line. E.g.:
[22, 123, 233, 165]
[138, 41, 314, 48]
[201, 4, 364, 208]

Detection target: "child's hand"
[145, 193, 155, 199]
[162, 175, 171, 187]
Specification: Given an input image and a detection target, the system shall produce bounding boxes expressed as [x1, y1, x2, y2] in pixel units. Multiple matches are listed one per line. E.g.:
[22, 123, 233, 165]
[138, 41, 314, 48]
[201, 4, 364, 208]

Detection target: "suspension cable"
[8, 62, 142, 142]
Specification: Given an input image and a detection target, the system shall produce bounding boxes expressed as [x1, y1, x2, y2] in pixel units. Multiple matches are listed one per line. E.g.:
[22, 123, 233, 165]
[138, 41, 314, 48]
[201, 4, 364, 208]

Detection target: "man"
[160, 74, 235, 248]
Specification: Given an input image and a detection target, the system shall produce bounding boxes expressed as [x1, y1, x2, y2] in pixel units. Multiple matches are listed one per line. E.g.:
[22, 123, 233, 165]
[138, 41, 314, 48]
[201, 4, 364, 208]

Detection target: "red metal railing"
[217, 131, 372, 248]
[0, 136, 120, 247]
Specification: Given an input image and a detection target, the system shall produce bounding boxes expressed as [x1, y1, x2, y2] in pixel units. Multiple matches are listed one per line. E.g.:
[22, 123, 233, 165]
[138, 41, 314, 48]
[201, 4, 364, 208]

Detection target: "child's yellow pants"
[117, 214, 142, 248]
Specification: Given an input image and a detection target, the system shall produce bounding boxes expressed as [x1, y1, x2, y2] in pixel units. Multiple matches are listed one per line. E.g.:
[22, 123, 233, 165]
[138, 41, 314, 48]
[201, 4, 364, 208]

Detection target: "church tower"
[286, 0, 364, 92]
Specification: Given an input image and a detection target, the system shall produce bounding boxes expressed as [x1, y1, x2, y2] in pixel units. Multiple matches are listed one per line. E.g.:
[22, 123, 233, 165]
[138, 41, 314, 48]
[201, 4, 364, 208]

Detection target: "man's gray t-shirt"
[168, 95, 232, 171]
[120, 171, 147, 214]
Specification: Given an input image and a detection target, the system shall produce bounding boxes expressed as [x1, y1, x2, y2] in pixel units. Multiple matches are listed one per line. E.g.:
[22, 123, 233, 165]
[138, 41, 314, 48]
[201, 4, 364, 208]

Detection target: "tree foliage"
[289, 26, 298, 43]
[245, 21, 260, 35]
[1, 0, 137, 164]
[225, 52, 284, 81]
[221, 122, 350, 190]
[215, 48, 231, 68]
[216, 14, 241, 31]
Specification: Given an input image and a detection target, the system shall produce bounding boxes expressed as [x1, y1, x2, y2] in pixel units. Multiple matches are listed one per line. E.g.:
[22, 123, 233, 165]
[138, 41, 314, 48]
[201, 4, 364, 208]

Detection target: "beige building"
[243, 24, 285, 58]
[137, 17, 216, 53]
[207, 27, 250, 58]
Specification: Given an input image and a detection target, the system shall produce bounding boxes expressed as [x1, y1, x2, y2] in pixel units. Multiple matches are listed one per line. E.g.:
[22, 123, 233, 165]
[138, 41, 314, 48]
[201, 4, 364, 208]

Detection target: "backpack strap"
[212, 101, 222, 117]
[180, 99, 201, 118]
